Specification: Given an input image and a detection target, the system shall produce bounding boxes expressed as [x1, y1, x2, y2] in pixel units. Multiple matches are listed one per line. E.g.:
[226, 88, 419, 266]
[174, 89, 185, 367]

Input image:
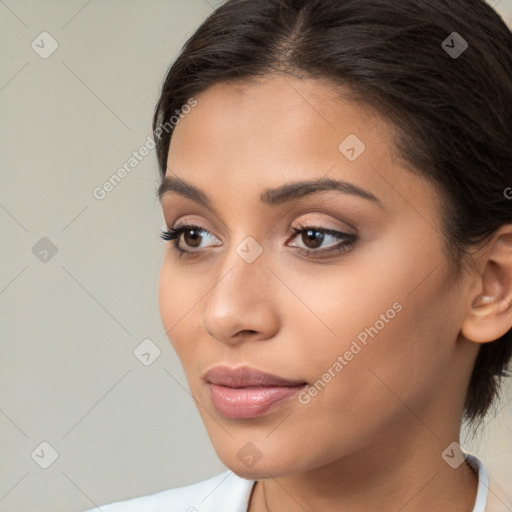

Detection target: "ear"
[461, 224, 512, 343]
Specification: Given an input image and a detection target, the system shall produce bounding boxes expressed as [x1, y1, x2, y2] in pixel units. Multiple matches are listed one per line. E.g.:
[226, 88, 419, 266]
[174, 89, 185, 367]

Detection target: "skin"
[157, 73, 512, 512]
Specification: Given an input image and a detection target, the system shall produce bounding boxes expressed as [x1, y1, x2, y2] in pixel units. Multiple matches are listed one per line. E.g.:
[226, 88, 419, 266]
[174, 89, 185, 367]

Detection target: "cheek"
[286, 233, 455, 402]
[158, 258, 198, 360]
[158, 261, 175, 336]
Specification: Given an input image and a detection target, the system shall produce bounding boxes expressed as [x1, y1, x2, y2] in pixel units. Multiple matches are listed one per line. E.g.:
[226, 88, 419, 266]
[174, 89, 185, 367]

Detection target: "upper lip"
[205, 365, 307, 388]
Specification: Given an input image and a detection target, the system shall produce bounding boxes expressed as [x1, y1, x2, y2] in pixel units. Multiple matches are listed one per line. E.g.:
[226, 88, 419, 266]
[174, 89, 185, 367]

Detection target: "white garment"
[84, 453, 510, 512]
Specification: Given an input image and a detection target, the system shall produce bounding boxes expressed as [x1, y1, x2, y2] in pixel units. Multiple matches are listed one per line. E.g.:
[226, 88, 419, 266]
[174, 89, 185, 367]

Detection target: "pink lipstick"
[205, 365, 307, 419]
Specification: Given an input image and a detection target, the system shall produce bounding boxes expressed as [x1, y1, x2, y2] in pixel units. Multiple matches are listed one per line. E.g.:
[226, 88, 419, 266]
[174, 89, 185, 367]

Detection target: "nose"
[201, 250, 280, 346]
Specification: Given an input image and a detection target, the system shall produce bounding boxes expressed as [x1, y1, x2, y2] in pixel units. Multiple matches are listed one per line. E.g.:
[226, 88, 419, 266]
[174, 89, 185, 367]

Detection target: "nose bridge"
[201, 236, 277, 342]
[217, 233, 269, 296]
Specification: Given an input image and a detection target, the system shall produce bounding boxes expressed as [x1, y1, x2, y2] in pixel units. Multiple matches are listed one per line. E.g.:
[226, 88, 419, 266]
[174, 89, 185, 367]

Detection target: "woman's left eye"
[159, 223, 357, 258]
[288, 225, 357, 257]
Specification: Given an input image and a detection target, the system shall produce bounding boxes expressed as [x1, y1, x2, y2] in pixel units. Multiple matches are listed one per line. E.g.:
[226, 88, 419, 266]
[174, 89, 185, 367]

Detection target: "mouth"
[204, 365, 307, 419]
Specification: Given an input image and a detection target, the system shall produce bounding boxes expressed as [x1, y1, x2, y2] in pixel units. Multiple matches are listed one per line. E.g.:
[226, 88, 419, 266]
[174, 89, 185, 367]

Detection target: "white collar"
[466, 452, 489, 512]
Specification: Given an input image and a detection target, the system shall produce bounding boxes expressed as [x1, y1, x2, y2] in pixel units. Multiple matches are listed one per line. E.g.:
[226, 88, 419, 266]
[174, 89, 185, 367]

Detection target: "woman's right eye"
[160, 224, 221, 257]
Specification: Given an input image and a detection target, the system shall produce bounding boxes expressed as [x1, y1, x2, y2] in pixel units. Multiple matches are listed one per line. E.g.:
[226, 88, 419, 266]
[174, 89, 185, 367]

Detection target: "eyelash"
[159, 222, 357, 259]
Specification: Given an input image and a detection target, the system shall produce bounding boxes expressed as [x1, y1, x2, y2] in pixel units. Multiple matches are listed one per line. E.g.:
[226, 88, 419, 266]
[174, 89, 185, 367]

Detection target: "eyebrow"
[157, 175, 382, 209]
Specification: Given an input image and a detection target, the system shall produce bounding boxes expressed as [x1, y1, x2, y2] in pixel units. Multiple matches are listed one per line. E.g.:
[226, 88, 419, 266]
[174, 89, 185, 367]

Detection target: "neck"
[250, 419, 479, 512]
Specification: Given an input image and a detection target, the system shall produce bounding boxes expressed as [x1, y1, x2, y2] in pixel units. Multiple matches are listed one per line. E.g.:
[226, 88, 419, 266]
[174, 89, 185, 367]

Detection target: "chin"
[215, 444, 309, 481]
[226, 461, 293, 481]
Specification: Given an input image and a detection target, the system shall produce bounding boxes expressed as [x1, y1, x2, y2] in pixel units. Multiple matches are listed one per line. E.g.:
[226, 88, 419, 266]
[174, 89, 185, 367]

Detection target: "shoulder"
[82, 470, 256, 512]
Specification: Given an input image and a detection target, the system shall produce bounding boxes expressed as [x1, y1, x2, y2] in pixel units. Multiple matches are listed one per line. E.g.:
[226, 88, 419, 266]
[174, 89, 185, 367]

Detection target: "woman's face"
[158, 74, 478, 479]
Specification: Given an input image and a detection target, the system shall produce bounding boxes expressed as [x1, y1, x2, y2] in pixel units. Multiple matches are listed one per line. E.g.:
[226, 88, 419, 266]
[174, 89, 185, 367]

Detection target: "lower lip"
[208, 383, 306, 419]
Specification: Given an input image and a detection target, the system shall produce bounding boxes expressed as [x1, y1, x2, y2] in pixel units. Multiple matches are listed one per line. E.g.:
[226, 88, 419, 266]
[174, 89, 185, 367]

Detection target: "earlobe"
[461, 225, 512, 344]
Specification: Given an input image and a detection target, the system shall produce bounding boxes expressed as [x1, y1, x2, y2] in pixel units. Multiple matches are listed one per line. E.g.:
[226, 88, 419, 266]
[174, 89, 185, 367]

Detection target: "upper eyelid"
[161, 201, 233, 235]
[167, 209, 357, 234]
[161, 194, 363, 235]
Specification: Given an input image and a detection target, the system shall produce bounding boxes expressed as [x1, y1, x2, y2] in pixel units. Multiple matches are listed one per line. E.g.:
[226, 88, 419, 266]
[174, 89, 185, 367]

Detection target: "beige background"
[1, 1, 511, 510]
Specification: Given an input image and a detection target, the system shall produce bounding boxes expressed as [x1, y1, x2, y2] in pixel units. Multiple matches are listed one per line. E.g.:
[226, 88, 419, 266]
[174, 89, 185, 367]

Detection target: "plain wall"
[1, 1, 511, 510]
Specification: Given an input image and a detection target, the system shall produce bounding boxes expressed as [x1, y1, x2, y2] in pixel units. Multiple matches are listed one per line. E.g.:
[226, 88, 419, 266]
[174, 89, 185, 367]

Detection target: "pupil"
[304, 229, 323, 249]
[185, 229, 202, 247]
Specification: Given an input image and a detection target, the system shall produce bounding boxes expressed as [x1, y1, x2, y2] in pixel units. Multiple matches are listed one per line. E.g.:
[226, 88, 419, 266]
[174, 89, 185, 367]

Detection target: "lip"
[205, 365, 306, 387]
[205, 365, 307, 419]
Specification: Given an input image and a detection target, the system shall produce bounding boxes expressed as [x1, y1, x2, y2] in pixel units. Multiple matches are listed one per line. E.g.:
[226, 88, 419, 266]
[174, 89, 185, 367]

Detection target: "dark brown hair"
[152, 0, 512, 427]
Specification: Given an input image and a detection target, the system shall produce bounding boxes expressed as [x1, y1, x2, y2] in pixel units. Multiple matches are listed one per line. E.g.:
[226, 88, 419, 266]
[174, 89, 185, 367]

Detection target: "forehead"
[168, 75, 396, 178]
[169, 75, 387, 162]
[164, 74, 438, 221]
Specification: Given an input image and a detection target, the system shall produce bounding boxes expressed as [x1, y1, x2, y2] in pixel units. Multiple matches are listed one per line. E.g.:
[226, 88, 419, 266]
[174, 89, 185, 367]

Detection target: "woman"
[85, 0, 512, 510]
